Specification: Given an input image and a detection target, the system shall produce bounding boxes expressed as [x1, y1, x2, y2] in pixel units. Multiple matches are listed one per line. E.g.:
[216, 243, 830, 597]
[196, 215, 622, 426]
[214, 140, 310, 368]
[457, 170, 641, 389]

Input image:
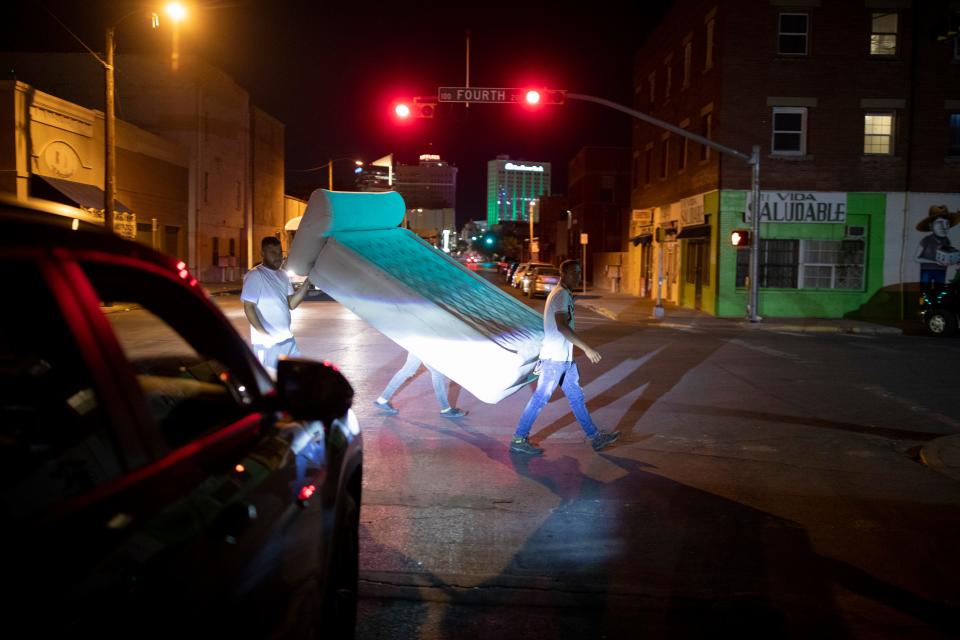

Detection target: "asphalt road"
[209, 269, 960, 639]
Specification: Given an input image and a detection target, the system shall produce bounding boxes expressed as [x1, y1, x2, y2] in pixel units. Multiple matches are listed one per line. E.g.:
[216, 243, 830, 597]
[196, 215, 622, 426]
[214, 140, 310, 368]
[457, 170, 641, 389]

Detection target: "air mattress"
[286, 189, 543, 404]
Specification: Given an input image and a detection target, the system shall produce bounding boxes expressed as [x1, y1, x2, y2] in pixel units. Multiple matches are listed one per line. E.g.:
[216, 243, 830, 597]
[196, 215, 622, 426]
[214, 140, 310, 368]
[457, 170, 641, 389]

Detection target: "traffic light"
[412, 96, 436, 118]
[393, 97, 436, 119]
[520, 88, 566, 106]
[730, 229, 752, 247]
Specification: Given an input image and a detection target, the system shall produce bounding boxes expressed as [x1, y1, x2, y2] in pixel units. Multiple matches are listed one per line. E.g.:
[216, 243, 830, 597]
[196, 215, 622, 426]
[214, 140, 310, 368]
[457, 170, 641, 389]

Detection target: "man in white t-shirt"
[510, 260, 621, 455]
[241, 236, 312, 373]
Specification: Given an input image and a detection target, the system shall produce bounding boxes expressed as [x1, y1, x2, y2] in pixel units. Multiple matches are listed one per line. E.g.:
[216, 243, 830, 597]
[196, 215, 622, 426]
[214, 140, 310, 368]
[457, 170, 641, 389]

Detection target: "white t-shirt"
[241, 264, 294, 346]
[539, 285, 575, 362]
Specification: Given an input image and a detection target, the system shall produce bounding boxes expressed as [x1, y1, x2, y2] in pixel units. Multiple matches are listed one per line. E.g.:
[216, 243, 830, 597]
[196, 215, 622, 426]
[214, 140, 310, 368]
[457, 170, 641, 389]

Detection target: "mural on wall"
[914, 205, 960, 285]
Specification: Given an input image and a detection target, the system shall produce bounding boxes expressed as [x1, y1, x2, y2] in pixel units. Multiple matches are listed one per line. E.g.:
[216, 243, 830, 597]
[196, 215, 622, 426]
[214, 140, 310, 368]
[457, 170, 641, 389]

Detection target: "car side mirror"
[276, 358, 353, 423]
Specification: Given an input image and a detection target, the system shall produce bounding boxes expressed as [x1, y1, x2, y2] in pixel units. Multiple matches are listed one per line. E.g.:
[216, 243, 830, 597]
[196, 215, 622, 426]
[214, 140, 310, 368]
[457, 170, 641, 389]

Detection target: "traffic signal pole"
[564, 93, 763, 322]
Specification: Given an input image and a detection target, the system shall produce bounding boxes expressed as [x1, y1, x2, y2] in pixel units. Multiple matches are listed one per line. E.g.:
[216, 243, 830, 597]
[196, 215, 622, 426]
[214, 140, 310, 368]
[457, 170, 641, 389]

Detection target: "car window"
[0, 260, 123, 521]
[80, 261, 258, 452]
[536, 268, 561, 276]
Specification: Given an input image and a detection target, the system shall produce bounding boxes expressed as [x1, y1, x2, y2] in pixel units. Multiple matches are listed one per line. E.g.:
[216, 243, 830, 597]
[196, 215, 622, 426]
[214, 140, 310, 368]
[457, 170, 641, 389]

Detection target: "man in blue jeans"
[374, 351, 467, 418]
[510, 259, 620, 455]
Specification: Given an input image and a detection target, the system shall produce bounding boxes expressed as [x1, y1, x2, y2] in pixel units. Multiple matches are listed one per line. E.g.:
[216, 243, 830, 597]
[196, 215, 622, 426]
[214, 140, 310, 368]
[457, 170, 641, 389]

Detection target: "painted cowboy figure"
[914, 205, 960, 286]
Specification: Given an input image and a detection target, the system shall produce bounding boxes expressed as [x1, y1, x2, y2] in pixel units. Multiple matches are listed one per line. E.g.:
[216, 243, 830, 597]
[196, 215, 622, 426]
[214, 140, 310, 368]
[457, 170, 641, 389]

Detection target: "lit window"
[864, 113, 894, 155]
[771, 107, 807, 156]
[870, 12, 898, 56]
[778, 13, 808, 55]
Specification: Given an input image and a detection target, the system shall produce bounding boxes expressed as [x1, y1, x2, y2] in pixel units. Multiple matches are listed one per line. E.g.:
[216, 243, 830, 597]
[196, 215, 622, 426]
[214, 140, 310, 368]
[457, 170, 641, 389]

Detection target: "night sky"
[4, 0, 669, 223]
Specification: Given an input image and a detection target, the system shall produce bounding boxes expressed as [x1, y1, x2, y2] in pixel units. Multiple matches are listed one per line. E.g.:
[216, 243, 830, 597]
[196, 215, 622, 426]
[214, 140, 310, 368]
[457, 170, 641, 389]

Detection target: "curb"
[919, 435, 960, 482]
[578, 301, 903, 335]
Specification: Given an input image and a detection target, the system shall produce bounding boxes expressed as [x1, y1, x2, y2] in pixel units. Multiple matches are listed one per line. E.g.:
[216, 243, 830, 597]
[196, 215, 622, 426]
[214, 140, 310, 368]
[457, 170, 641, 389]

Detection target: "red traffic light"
[394, 98, 436, 119]
[519, 88, 566, 105]
[730, 229, 752, 247]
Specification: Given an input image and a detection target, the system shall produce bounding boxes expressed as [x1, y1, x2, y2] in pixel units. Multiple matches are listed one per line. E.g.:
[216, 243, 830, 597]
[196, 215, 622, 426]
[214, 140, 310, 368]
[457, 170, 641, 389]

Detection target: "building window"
[660, 138, 670, 179]
[736, 239, 865, 289]
[699, 112, 712, 161]
[864, 112, 894, 155]
[705, 17, 715, 70]
[870, 12, 898, 56]
[678, 130, 689, 172]
[644, 146, 653, 185]
[948, 113, 960, 157]
[212, 237, 220, 266]
[778, 13, 809, 56]
[771, 107, 807, 155]
[683, 41, 692, 88]
[632, 152, 640, 189]
[736, 239, 799, 288]
[648, 72, 656, 105]
[799, 240, 865, 289]
[664, 60, 672, 99]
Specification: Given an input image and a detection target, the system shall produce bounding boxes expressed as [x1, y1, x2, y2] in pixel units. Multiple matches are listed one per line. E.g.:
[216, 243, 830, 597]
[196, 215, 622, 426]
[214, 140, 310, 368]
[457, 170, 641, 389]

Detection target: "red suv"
[0, 196, 362, 637]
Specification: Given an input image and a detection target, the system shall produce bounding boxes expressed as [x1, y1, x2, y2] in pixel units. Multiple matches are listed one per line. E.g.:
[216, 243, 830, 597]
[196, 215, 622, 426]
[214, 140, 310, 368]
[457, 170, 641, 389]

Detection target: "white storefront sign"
[680, 194, 705, 226]
[745, 191, 846, 223]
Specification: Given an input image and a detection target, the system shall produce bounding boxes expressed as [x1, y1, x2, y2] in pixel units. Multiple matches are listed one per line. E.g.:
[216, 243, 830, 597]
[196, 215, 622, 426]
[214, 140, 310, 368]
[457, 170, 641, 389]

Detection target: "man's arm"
[287, 276, 311, 309]
[555, 312, 602, 364]
[243, 301, 269, 335]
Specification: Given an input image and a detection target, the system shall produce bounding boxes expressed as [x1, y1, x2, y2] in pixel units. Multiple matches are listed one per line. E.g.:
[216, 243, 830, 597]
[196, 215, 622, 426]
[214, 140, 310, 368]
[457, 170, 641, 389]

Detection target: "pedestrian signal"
[730, 229, 751, 247]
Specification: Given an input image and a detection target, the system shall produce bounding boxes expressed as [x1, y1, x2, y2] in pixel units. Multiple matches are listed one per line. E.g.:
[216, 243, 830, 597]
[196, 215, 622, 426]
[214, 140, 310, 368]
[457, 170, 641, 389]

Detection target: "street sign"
[438, 87, 520, 103]
[437, 87, 566, 104]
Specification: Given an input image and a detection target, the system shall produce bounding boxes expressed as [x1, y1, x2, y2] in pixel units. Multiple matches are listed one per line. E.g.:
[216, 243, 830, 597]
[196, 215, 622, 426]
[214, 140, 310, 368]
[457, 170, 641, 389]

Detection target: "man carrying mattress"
[242, 236, 312, 374]
[510, 260, 621, 456]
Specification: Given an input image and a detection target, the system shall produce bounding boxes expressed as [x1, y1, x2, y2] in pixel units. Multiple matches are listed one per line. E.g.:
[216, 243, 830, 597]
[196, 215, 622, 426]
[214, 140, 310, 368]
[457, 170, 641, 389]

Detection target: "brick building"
[566, 146, 631, 287]
[1, 53, 286, 282]
[628, 0, 960, 318]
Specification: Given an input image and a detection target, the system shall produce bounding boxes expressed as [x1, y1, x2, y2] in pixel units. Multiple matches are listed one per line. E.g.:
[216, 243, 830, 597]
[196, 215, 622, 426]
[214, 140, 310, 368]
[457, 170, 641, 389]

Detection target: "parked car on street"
[0, 195, 362, 638]
[505, 260, 522, 283]
[522, 265, 561, 298]
[511, 262, 551, 289]
[920, 279, 959, 337]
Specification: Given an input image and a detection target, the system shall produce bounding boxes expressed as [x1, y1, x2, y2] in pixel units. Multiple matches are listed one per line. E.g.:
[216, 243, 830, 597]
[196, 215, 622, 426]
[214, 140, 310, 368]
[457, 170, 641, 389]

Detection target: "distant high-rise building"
[394, 154, 457, 209]
[486, 155, 552, 226]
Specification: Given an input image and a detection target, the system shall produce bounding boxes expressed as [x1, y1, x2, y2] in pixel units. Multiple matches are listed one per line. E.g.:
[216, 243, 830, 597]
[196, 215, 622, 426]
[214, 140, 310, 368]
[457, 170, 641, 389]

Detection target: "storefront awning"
[38, 176, 133, 214]
[631, 233, 653, 246]
[677, 224, 711, 239]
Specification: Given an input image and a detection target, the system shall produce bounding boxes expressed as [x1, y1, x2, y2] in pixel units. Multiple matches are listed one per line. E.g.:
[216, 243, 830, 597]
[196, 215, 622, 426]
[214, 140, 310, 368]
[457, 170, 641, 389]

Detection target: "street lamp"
[104, 2, 186, 233]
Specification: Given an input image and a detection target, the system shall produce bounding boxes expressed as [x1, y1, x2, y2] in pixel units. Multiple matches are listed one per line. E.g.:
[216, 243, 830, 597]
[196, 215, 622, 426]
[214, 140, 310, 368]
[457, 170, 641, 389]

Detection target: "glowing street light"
[395, 103, 411, 118]
[525, 89, 541, 105]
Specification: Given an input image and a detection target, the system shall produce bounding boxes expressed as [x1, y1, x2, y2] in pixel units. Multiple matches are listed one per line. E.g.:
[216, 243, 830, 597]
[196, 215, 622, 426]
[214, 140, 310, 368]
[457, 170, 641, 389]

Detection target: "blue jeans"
[514, 360, 598, 439]
[381, 351, 450, 410]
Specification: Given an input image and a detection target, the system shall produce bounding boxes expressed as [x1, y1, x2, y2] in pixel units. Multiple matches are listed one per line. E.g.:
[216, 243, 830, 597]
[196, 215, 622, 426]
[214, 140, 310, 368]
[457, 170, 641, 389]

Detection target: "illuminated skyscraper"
[486, 155, 551, 226]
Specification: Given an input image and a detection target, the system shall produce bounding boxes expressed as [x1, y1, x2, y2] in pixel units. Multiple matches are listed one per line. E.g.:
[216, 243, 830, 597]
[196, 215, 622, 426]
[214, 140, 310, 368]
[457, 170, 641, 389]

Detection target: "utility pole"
[104, 26, 116, 233]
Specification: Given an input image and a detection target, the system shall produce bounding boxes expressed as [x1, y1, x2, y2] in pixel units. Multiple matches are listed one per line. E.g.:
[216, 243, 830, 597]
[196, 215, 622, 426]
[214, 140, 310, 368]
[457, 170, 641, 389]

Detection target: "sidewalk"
[573, 287, 904, 335]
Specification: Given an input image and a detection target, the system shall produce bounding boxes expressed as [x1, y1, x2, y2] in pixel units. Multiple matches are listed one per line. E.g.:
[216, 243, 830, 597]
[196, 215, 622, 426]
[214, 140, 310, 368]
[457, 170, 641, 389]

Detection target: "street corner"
[919, 435, 960, 482]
